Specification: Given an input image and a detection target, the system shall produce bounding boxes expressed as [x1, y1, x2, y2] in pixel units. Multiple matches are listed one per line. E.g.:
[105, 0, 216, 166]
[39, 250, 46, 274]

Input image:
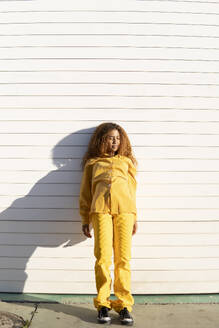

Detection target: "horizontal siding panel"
[2, 47, 219, 60]
[1, 121, 219, 134]
[1, 0, 219, 12]
[1, 257, 219, 270]
[0, 96, 219, 109]
[1, 109, 219, 121]
[1, 23, 219, 38]
[0, 196, 78, 209]
[2, 158, 219, 171]
[1, 195, 219, 210]
[1, 84, 219, 97]
[132, 282, 219, 294]
[2, 35, 219, 49]
[1, 208, 219, 222]
[0, 208, 80, 220]
[1, 134, 219, 147]
[0, 233, 88, 246]
[2, 72, 219, 85]
[0, 158, 81, 170]
[2, 182, 219, 197]
[1, 145, 219, 161]
[0, 221, 219, 234]
[0, 171, 84, 184]
[0, 245, 219, 258]
[1, 233, 219, 246]
[1, 11, 219, 25]
[1, 281, 219, 294]
[1, 171, 219, 184]
[1, 60, 219, 75]
[0, 58, 219, 74]
[0, 269, 219, 283]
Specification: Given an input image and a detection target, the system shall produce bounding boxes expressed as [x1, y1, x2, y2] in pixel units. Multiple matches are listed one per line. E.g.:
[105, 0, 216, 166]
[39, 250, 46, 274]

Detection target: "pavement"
[0, 301, 219, 328]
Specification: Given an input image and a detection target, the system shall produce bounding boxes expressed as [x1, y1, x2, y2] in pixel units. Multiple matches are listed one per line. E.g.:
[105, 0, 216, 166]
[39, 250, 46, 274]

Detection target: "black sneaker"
[119, 307, 134, 326]
[97, 306, 111, 324]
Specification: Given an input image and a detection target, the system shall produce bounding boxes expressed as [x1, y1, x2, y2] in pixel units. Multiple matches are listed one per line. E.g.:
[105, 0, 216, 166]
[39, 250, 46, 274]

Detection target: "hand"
[132, 221, 138, 235]
[82, 224, 92, 238]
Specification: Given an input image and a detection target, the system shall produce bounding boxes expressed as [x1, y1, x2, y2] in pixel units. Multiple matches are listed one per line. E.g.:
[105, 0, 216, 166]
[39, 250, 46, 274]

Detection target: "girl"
[79, 122, 138, 326]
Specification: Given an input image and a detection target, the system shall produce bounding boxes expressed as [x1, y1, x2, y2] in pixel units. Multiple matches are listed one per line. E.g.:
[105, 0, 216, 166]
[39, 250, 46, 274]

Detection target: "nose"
[111, 137, 116, 143]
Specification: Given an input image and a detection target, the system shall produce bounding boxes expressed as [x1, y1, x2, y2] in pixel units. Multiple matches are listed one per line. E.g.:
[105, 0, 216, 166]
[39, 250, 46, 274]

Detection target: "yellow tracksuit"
[79, 153, 137, 312]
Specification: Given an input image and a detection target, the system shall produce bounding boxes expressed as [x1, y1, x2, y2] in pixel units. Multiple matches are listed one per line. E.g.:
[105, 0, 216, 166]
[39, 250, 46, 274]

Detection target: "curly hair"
[81, 122, 138, 169]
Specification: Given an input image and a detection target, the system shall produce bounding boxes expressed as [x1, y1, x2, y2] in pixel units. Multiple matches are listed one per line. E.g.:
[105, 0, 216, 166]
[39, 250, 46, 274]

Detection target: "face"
[105, 129, 120, 155]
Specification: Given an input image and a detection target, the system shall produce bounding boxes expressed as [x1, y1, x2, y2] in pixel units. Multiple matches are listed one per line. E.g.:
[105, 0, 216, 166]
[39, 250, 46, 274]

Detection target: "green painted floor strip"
[0, 293, 219, 304]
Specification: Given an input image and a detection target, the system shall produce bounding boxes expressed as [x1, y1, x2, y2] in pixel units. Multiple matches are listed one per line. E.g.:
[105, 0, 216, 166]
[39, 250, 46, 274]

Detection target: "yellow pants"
[91, 212, 135, 313]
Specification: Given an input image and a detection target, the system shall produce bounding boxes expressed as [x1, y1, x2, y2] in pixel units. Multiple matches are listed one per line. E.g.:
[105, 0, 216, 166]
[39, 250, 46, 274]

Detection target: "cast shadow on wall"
[0, 128, 95, 295]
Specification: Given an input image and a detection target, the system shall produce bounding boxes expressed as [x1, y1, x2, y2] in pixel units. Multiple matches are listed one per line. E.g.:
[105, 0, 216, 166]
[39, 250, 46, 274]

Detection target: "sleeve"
[128, 160, 137, 222]
[79, 161, 93, 225]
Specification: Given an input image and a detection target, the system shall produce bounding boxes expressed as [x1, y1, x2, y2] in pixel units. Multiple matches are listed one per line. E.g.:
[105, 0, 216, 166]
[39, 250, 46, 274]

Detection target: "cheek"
[106, 141, 112, 148]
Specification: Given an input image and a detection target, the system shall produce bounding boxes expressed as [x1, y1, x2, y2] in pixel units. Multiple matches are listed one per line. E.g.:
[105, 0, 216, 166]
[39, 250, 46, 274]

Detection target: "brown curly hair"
[81, 122, 138, 169]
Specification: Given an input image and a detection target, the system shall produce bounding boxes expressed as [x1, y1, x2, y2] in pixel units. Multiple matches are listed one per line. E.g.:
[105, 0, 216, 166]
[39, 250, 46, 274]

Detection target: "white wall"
[0, 0, 219, 294]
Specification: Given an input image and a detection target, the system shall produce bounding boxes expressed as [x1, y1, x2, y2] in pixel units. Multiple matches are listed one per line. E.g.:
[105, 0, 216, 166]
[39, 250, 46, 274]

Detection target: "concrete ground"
[0, 302, 219, 328]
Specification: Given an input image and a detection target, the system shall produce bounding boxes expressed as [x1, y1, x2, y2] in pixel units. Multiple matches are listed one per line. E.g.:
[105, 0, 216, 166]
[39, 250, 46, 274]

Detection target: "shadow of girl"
[0, 129, 95, 294]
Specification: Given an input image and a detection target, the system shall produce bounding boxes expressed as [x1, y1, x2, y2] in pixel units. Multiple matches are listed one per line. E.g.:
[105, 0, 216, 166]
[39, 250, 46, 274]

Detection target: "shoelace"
[120, 308, 132, 319]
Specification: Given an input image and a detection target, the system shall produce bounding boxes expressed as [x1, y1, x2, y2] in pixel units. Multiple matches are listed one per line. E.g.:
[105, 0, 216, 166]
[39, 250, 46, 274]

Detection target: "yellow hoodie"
[79, 153, 137, 225]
